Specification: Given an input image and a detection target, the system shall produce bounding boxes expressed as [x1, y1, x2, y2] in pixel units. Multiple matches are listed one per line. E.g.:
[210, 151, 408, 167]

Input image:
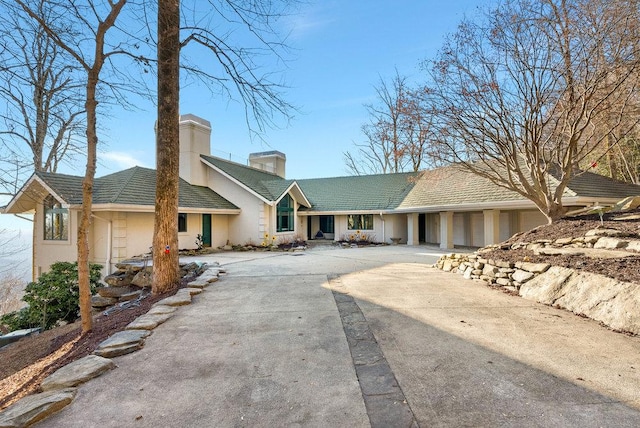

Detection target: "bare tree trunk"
[76, 69, 100, 333]
[152, 0, 180, 294]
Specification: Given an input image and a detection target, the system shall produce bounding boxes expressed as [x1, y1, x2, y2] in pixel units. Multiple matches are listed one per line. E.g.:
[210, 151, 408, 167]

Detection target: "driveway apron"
[39, 246, 640, 427]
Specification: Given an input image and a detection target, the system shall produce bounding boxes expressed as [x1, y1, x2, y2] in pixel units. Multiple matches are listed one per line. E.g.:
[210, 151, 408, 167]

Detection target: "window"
[178, 213, 187, 232]
[277, 195, 295, 232]
[319, 215, 334, 233]
[43, 195, 68, 240]
[347, 214, 373, 230]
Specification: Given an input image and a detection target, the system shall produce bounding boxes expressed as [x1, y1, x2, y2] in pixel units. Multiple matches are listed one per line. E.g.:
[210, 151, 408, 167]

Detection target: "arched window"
[277, 195, 294, 232]
[43, 195, 68, 240]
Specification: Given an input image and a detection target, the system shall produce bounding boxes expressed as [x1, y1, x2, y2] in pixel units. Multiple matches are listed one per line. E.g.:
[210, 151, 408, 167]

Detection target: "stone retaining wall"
[435, 228, 640, 335]
[91, 260, 206, 312]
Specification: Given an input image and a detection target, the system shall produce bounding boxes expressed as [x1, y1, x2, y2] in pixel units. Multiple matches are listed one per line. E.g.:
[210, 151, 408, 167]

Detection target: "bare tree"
[11, 0, 143, 332]
[151, 0, 298, 291]
[423, 0, 640, 223]
[0, 0, 85, 196]
[178, 1, 296, 136]
[345, 71, 440, 175]
[345, 72, 408, 175]
[4, 0, 297, 298]
[0, 229, 30, 318]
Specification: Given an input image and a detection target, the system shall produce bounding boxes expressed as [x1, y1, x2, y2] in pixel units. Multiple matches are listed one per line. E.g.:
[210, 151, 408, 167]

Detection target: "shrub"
[0, 262, 102, 332]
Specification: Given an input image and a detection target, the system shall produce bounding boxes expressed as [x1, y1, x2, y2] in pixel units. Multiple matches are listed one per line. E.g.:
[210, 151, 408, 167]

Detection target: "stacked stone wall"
[435, 228, 640, 335]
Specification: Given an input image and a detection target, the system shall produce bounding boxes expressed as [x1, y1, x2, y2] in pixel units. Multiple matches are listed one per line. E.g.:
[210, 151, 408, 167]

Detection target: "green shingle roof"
[297, 172, 419, 212]
[200, 153, 640, 212]
[201, 154, 293, 201]
[399, 163, 640, 209]
[30, 157, 640, 215]
[35, 171, 84, 204]
[201, 154, 420, 211]
[35, 167, 238, 210]
[400, 166, 527, 208]
[563, 170, 640, 199]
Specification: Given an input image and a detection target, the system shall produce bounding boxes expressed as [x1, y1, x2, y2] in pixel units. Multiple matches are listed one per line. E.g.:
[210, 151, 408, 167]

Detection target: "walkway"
[40, 246, 640, 427]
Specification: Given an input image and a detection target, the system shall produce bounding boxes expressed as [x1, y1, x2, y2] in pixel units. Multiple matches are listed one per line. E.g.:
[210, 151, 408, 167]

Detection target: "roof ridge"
[35, 170, 82, 179]
[297, 170, 419, 182]
[201, 154, 282, 179]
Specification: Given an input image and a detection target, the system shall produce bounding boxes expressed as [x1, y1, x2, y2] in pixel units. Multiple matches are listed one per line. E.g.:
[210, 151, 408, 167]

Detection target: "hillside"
[480, 208, 640, 284]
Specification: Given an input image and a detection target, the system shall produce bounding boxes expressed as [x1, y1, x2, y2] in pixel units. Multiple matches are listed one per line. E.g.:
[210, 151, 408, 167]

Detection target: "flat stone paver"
[332, 290, 417, 427]
[0, 388, 76, 427]
[41, 355, 116, 391]
[36, 246, 640, 427]
[93, 329, 151, 358]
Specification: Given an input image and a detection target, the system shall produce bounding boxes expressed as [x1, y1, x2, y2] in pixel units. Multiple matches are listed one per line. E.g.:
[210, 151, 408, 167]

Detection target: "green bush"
[0, 262, 102, 332]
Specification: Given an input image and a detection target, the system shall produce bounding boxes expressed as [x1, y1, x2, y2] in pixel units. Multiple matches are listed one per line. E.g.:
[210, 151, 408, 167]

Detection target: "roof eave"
[79, 204, 242, 214]
[3, 173, 71, 214]
[297, 209, 397, 216]
[201, 157, 273, 204]
[395, 199, 539, 213]
[277, 181, 311, 208]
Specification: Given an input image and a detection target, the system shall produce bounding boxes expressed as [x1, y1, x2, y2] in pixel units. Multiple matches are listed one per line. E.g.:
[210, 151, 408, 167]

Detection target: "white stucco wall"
[520, 209, 547, 233]
[207, 169, 267, 245]
[89, 211, 231, 275]
[211, 215, 230, 248]
[471, 212, 484, 247]
[453, 213, 466, 246]
[327, 214, 389, 244]
[499, 211, 515, 242]
[34, 205, 78, 279]
[425, 213, 440, 244]
[383, 214, 408, 244]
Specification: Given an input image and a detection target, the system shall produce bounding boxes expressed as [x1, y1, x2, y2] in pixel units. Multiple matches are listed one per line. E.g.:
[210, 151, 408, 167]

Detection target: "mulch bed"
[0, 285, 180, 411]
[479, 209, 640, 284]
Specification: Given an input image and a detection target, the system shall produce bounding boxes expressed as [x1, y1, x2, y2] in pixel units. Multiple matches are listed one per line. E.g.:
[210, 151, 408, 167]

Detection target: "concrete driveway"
[40, 245, 640, 427]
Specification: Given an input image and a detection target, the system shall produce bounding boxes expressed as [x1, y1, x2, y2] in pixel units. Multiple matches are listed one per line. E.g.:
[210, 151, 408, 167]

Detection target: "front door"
[319, 215, 335, 239]
[202, 214, 212, 247]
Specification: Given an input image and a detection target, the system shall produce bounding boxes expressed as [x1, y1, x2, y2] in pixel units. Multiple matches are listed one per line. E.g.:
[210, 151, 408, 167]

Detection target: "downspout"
[379, 212, 385, 243]
[91, 214, 112, 275]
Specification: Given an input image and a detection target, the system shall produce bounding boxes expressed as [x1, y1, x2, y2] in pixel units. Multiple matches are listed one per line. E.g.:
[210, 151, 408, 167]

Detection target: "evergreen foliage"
[0, 262, 102, 332]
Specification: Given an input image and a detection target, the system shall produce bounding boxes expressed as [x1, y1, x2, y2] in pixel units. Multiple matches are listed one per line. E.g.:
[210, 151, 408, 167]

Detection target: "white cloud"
[284, 4, 336, 39]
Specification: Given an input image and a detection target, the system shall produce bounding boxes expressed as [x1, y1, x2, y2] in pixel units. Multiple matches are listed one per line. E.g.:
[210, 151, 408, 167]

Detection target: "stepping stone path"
[0, 262, 223, 427]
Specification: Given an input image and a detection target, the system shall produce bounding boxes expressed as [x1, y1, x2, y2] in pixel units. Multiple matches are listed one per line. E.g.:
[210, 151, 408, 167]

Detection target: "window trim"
[43, 195, 69, 241]
[178, 213, 187, 233]
[276, 195, 295, 233]
[347, 214, 374, 231]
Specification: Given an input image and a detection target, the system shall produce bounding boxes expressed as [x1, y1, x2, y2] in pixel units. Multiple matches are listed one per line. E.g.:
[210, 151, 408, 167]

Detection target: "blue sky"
[1, 0, 489, 232]
[100, 0, 489, 179]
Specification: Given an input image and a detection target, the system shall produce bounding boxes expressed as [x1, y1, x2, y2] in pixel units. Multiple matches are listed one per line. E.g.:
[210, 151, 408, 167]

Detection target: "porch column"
[439, 211, 454, 249]
[483, 209, 500, 246]
[406, 213, 419, 246]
